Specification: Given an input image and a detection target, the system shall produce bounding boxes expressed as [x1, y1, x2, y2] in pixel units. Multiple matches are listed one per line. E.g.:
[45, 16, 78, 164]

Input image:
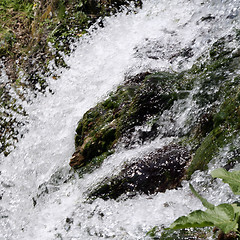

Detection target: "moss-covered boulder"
[187, 90, 240, 177]
[185, 33, 240, 177]
[71, 30, 240, 184]
[88, 144, 191, 200]
[70, 71, 192, 169]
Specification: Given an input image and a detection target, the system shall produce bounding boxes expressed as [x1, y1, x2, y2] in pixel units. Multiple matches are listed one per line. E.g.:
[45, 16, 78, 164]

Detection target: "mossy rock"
[70, 72, 192, 169]
[187, 90, 240, 177]
[153, 227, 238, 240]
[118, 72, 191, 135]
[185, 32, 240, 176]
[70, 30, 240, 181]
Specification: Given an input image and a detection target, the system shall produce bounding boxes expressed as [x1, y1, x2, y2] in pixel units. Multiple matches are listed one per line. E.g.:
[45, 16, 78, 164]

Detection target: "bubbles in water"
[1, 0, 240, 239]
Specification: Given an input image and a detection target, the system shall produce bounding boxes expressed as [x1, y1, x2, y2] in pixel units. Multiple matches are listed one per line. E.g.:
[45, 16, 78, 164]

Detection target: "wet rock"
[200, 14, 215, 22]
[227, 8, 239, 19]
[71, 31, 240, 180]
[69, 150, 85, 168]
[158, 228, 214, 240]
[134, 38, 194, 64]
[217, 230, 238, 240]
[88, 144, 191, 200]
[64, 217, 74, 232]
[71, 71, 192, 169]
[192, 112, 214, 139]
[1, 181, 15, 188]
[0, 0, 143, 157]
[186, 34, 240, 177]
[80, 0, 142, 17]
[32, 197, 37, 207]
[34, 168, 74, 203]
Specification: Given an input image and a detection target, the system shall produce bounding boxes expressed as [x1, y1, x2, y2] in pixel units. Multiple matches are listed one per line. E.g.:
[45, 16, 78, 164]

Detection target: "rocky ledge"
[70, 30, 240, 199]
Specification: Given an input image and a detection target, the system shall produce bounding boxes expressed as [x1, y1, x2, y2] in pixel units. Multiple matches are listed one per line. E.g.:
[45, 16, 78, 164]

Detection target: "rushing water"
[1, 0, 240, 239]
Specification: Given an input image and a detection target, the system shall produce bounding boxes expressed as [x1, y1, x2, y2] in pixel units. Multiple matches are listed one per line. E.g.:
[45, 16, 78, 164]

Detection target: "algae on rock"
[186, 33, 240, 177]
[71, 31, 240, 199]
[70, 71, 193, 170]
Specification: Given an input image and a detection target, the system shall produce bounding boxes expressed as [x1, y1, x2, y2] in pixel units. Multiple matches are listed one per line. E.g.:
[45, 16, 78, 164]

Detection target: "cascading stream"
[1, 0, 240, 239]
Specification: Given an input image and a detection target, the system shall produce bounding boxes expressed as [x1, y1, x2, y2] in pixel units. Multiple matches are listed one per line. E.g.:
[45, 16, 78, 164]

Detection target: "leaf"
[189, 183, 214, 210]
[169, 203, 239, 234]
[211, 168, 240, 195]
[232, 203, 240, 214]
[169, 210, 214, 230]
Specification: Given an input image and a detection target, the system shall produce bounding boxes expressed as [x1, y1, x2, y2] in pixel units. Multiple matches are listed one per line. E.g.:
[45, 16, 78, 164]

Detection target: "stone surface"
[71, 71, 192, 169]
[88, 144, 191, 200]
[71, 30, 240, 187]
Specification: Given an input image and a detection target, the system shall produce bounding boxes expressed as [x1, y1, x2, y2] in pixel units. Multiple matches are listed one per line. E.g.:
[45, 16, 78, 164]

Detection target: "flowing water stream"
[1, 0, 240, 239]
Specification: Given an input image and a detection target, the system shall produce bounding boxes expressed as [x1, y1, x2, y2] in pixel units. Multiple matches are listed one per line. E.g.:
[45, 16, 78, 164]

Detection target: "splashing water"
[1, 0, 240, 239]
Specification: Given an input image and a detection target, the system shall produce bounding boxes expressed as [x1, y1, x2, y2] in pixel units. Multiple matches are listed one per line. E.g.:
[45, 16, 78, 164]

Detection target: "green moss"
[1, 0, 144, 157]
[177, 33, 240, 178]
[74, 83, 141, 151]
[71, 30, 240, 178]
[77, 151, 114, 177]
[73, 71, 195, 171]
[117, 72, 192, 135]
[187, 89, 240, 177]
[102, 96, 120, 109]
[209, 37, 231, 60]
[187, 128, 228, 177]
[81, 126, 116, 160]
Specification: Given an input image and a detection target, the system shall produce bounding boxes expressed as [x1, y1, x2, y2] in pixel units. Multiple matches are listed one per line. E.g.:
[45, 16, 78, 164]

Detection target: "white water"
[1, 0, 240, 239]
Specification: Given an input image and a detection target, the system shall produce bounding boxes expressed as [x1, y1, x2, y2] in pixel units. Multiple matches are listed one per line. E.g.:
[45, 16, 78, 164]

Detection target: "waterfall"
[1, 0, 240, 239]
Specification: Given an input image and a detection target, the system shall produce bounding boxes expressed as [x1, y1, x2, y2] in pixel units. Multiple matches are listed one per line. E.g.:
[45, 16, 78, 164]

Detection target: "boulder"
[70, 71, 191, 169]
[71, 31, 240, 182]
[88, 144, 191, 200]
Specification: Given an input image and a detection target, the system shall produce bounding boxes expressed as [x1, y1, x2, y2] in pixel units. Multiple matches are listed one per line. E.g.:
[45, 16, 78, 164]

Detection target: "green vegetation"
[211, 168, 240, 195]
[72, 71, 192, 170]
[169, 168, 240, 238]
[0, 0, 142, 156]
[0, 0, 142, 86]
[0, 0, 33, 25]
[0, 0, 33, 56]
[72, 32, 240, 175]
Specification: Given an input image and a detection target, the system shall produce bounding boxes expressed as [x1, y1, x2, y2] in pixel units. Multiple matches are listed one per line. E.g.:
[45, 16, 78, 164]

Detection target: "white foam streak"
[1, 0, 240, 239]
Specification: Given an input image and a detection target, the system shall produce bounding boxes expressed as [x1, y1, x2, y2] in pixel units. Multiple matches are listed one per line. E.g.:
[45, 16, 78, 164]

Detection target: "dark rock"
[124, 71, 152, 85]
[64, 217, 74, 232]
[71, 71, 191, 169]
[70, 150, 85, 168]
[71, 31, 240, 180]
[217, 230, 238, 240]
[192, 112, 214, 138]
[1, 181, 15, 188]
[200, 14, 215, 22]
[227, 9, 239, 19]
[80, 0, 142, 16]
[0, 0, 143, 157]
[88, 144, 191, 200]
[158, 228, 213, 240]
[32, 197, 37, 207]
